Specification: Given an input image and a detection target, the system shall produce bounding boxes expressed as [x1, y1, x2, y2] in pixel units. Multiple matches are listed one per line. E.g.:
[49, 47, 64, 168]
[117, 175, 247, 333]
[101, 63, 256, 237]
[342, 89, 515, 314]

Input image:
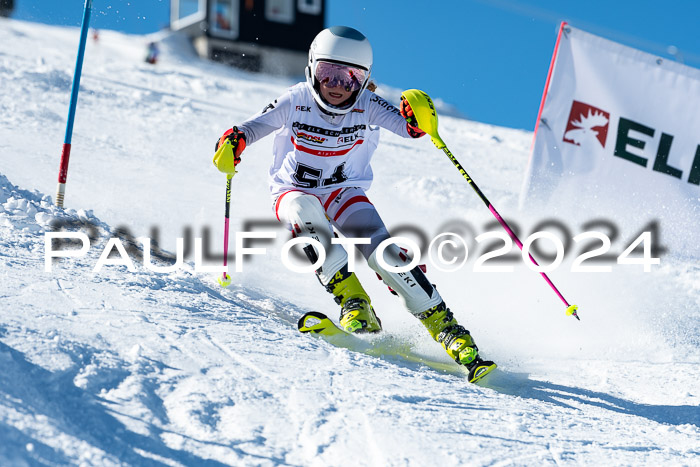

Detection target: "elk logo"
[563, 101, 610, 148]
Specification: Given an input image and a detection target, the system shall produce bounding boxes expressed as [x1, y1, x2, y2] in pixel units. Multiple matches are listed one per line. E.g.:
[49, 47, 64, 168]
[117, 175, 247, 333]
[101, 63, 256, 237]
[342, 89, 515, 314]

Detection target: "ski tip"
[468, 361, 497, 384]
[297, 311, 328, 333]
[298, 311, 348, 337]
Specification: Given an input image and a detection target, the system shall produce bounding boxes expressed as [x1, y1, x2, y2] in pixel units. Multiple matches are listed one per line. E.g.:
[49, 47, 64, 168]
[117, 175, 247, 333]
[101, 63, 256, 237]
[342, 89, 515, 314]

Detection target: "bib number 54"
[293, 162, 347, 188]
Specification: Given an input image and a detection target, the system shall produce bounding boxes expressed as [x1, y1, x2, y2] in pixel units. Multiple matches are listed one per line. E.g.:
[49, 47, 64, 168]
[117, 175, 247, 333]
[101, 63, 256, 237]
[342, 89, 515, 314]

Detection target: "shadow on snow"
[484, 370, 699, 428]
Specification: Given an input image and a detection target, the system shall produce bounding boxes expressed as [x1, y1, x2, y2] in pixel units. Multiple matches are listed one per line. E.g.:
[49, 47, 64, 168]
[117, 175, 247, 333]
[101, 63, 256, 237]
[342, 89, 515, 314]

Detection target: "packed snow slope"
[1, 18, 699, 466]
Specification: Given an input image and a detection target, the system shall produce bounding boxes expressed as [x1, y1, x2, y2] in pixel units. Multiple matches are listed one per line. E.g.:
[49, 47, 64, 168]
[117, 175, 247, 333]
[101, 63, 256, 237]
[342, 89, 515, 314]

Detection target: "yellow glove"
[213, 127, 245, 175]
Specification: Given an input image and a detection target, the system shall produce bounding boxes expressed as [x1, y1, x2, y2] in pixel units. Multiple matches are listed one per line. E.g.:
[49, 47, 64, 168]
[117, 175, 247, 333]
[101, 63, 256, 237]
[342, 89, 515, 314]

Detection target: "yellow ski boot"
[325, 265, 381, 333]
[418, 302, 496, 382]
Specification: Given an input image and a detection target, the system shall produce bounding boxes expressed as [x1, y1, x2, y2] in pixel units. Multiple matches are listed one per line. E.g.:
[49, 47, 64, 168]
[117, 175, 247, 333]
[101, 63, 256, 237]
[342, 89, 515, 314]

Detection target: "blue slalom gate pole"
[56, 0, 93, 208]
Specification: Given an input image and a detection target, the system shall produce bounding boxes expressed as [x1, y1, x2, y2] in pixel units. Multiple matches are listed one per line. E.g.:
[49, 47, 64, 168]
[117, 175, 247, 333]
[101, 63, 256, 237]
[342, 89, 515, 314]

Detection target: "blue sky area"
[10, 0, 700, 130]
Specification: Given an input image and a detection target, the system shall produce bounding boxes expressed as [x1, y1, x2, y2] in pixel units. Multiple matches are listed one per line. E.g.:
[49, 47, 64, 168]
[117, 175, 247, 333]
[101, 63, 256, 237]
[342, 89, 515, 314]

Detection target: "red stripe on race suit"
[291, 136, 364, 157]
[333, 196, 372, 221]
[323, 188, 343, 211]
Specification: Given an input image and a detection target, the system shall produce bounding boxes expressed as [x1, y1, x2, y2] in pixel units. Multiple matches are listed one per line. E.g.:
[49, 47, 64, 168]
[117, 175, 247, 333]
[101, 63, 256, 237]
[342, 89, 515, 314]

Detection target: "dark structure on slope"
[170, 0, 324, 76]
[0, 0, 14, 18]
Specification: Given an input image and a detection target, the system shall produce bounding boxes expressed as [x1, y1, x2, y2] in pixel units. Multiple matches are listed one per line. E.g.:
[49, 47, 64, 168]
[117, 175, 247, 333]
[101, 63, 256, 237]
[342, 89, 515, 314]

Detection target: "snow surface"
[1, 18, 699, 466]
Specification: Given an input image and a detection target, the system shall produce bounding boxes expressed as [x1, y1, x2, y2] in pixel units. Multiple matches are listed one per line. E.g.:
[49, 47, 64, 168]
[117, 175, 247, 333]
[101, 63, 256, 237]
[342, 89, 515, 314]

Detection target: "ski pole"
[401, 89, 580, 321]
[213, 131, 241, 287]
[213, 130, 241, 287]
[56, 0, 93, 208]
[218, 173, 233, 287]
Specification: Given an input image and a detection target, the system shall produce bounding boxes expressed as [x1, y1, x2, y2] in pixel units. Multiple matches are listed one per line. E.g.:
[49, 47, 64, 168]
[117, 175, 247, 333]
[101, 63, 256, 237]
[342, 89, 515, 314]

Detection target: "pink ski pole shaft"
[439, 144, 580, 320]
[218, 174, 233, 286]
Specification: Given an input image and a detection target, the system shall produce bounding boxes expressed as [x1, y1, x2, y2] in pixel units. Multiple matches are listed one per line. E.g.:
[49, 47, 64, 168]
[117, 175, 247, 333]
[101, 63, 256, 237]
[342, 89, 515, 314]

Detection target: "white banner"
[521, 23, 700, 258]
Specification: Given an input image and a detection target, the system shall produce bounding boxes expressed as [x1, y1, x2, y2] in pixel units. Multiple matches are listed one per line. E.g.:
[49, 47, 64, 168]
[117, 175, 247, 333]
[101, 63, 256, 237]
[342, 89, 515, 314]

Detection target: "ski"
[297, 311, 496, 383]
[468, 359, 498, 384]
[298, 311, 351, 338]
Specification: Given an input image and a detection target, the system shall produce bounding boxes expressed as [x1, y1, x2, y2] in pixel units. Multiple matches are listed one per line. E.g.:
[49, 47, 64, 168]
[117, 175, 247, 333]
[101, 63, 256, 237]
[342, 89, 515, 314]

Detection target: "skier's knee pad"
[367, 243, 442, 315]
[277, 192, 347, 284]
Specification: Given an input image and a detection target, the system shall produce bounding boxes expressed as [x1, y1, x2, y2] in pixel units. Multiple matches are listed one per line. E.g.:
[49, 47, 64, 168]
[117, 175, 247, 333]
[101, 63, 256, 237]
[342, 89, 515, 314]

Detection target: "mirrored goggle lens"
[315, 62, 367, 92]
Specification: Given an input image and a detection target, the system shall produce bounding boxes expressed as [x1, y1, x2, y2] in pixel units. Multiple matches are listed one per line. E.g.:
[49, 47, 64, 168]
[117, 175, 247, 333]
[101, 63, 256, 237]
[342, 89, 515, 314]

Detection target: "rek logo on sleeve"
[563, 100, 610, 148]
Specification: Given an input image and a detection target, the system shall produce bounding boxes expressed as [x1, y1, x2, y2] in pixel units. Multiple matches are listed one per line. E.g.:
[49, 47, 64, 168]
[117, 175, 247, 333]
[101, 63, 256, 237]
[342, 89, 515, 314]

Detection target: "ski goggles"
[314, 61, 367, 92]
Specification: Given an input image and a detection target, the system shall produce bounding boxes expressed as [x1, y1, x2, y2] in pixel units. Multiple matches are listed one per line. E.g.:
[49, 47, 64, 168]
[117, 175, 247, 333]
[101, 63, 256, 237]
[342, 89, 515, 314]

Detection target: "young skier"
[214, 26, 495, 379]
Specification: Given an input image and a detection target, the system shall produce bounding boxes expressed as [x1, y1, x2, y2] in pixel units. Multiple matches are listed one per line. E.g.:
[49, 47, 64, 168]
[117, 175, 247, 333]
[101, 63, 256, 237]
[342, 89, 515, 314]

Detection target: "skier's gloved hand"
[213, 127, 246, 174]
[215, 127, 246, 156]
[400, 97, 426, 139]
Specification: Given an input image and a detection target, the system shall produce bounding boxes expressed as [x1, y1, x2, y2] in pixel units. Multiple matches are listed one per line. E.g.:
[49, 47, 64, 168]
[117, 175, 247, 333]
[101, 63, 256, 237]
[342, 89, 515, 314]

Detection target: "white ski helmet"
[306, 26, 373, 115]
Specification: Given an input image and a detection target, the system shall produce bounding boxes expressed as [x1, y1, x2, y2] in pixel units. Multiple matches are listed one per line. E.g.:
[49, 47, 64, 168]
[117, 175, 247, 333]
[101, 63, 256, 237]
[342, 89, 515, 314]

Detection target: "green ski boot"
[325, 265, 381, 333]
[418, 302, 496, 382]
